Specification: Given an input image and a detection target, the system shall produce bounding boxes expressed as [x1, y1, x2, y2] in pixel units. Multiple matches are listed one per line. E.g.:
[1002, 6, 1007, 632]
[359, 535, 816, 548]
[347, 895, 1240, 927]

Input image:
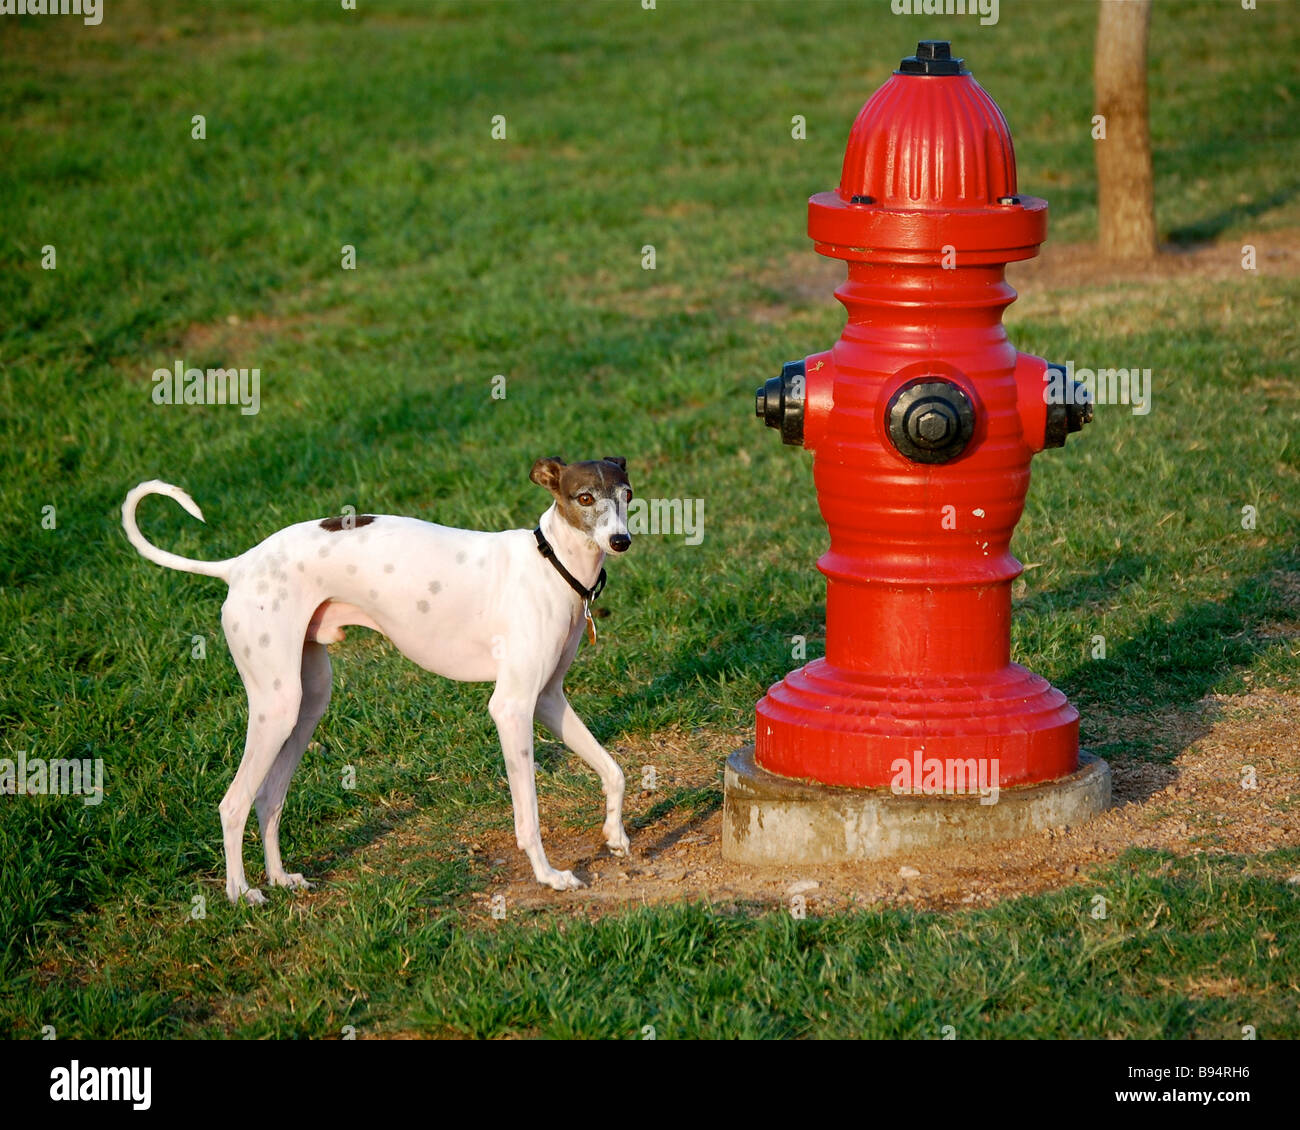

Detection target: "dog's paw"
[543, 869, 586, 891]
[605, 826, 631, 857]
[270, 872, 314, 891]
[227, 882, 267, 905]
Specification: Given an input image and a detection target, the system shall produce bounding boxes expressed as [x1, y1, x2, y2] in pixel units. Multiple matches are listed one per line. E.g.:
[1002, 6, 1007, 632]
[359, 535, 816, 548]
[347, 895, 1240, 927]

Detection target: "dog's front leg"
[535, 689, 629, 857]
[488, 681, 584, 891]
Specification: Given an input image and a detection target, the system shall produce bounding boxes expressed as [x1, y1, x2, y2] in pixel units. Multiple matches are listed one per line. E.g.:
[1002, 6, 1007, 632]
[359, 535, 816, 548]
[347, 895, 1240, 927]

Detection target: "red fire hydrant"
[726, 42, 1107, 863]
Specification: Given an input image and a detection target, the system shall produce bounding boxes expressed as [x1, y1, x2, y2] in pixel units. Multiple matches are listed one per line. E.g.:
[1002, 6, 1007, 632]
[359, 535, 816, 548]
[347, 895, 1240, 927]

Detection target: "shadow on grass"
[1045, 548, 1295, 800]
[307, 799, 424, 883]
[1166, 182, 1300, 244]
[597, 545, 1296, 809]
[1054, 546, 1295, 709]
[597, 600, 823, 737]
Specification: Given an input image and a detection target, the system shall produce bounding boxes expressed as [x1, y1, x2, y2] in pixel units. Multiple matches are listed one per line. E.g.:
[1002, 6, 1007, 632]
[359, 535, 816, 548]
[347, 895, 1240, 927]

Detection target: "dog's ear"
[602, 456, 627, 471]
[530, 456, 566, 493]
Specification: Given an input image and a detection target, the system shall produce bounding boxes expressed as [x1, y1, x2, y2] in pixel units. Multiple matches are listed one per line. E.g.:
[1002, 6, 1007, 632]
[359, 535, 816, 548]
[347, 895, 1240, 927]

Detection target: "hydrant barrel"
[753, 41, 1092, 792]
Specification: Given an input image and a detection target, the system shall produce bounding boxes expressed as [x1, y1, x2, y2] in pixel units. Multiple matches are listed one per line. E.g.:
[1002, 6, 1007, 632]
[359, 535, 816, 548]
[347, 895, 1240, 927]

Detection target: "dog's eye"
[625, 490, 633, 503]
[577, 492, 594, 506]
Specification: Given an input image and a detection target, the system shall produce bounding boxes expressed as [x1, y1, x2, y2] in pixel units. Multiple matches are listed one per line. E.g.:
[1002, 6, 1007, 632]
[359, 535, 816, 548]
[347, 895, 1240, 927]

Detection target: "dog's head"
[530, 456, 633, 555]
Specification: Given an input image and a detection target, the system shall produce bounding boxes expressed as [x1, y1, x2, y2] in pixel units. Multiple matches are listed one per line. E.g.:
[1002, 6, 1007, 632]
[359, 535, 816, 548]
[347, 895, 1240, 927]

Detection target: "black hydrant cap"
[896, 40, 969, 76]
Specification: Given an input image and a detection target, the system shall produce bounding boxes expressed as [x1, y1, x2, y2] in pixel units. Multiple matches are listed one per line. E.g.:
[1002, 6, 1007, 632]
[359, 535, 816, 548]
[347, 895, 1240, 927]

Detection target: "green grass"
[1, 0, 1298, 1038]
[413, 851, 1300, 1041]
[6, 850, 1297, 1039]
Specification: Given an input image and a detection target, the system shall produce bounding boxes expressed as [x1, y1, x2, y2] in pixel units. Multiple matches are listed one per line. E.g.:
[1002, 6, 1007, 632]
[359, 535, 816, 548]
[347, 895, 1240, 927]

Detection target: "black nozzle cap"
[1043, 367, 1095, 448]
[887, 378, 975, 463]
[897, 40, 969, 76]
[756, 360, 806, 446]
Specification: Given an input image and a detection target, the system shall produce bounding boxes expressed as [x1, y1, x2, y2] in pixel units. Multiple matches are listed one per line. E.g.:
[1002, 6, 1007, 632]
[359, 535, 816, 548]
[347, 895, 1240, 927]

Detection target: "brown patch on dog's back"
[320, 514, 376, 532]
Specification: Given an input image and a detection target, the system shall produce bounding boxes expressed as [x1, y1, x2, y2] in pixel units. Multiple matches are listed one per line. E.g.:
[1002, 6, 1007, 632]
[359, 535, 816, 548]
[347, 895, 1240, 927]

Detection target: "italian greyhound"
[122, 456, 633, 903]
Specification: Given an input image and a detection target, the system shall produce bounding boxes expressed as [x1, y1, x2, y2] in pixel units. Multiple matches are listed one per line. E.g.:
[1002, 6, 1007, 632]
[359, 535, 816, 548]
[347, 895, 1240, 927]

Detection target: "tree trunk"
[1094, 0, 1157, 260]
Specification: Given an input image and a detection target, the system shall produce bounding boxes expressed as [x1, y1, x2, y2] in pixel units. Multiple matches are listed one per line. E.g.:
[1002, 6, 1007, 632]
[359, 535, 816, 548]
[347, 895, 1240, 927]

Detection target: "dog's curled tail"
[122, 480, 235, 581]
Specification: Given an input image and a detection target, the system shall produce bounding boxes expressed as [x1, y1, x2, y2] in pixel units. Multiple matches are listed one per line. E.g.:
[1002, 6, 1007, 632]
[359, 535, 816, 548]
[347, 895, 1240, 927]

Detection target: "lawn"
[0, 0, 1297, 1039]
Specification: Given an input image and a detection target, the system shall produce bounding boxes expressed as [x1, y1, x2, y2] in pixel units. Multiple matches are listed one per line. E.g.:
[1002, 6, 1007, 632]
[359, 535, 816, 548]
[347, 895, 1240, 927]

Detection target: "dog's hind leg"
[255, 641, 332, 892]
[219, 609, 305, 905]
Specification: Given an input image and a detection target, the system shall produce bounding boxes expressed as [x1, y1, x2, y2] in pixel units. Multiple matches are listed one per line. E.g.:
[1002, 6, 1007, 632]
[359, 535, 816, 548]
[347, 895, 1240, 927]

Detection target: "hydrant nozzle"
[1045, 367, 1096, 448]
[756, 360, 806, 446]
[886, 379, 975, 464]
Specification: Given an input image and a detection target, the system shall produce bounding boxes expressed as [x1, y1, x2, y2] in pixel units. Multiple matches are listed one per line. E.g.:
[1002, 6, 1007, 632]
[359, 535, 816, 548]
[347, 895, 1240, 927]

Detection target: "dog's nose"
[609, 533, 631, 553]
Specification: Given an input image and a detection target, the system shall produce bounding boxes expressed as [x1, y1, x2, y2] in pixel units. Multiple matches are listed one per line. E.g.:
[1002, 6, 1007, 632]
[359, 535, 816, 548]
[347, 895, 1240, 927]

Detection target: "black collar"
[534, 527, 607, 603]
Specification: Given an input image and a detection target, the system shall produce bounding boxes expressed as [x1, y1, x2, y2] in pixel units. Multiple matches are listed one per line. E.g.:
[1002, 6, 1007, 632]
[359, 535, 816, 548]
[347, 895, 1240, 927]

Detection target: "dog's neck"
[538, 503, 605, 593]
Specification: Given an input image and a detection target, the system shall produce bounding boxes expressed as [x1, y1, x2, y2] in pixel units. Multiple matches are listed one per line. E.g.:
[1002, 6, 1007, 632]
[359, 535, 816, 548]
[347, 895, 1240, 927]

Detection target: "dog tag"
[584, 601, 597, 644]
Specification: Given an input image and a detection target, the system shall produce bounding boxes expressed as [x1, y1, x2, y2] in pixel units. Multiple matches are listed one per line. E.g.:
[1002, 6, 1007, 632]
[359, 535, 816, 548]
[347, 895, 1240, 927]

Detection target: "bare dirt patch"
[1009, 228, 1300, 288]
[177, 308, 349, 362]
[751, 228, 1299, 324]
[457, 689, 1299, 921]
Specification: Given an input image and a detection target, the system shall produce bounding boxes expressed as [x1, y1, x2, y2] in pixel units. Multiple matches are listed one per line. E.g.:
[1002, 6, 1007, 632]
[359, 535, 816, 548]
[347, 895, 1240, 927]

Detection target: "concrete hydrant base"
[722, 747, 1111, 866]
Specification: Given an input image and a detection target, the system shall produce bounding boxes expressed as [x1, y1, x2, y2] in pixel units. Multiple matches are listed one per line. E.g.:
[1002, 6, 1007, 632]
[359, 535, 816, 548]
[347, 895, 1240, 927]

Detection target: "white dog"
[122, 456, 633, 903]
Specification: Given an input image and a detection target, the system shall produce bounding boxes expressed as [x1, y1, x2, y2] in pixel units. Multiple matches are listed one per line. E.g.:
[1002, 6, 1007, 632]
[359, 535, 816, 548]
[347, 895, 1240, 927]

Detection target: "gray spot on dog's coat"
[273, 679, 281, 690]
[369, 589, 378, 600]
[296, 561, 305, 572]
[428, 581, 442, 595]
[318, 546, 330, 557]
[244, 646, 251, 657]
[384, 563, 395, 573]
[259, 633, 270, 648]
[258, 713, 266, 723]
[455, 551, 466, 564]
[417, 599, 429, 613]
[347, 564, 357, 575]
